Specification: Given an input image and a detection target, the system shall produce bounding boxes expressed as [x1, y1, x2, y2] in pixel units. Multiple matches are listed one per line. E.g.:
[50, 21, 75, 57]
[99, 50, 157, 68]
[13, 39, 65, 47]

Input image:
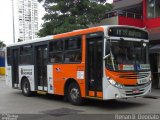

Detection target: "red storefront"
[112, 0, 160, 36]
[143, 0, 160, 89]
[104, 0, 160, 88]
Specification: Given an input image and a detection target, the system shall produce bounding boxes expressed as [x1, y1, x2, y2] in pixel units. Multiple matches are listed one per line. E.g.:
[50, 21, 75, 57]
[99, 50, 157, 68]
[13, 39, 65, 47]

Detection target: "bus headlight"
[108, 78, 124, 89]
[149, 76, 152, 81]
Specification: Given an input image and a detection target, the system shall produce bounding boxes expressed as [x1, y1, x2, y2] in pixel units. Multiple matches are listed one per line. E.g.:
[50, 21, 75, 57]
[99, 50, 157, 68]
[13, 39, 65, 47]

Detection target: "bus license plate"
[138, 79, 147, 84]
[132, 89, 141, 94]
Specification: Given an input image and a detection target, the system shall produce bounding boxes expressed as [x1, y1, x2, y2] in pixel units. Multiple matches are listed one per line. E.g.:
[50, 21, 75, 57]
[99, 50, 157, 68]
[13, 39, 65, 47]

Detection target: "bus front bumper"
[103, 82, 151, 100]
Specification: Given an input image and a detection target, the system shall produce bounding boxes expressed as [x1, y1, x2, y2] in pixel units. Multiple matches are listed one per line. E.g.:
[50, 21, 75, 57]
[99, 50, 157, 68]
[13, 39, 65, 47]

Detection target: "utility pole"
[11, 0, 16, 43]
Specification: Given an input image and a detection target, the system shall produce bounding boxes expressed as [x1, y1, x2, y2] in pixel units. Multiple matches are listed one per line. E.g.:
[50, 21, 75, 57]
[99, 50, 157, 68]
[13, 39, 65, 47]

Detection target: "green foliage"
[38, 0, 112, 37]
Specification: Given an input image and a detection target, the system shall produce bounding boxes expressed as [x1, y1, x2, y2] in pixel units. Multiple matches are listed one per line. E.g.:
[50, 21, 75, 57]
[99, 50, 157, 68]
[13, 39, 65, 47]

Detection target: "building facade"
[97, 0, 160, 88]
[12, 0, 39, 42]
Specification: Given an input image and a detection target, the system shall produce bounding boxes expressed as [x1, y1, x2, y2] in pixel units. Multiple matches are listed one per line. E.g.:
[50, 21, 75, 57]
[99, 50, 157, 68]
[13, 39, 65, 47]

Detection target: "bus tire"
[68, 82, 82, 106]
[22, 78, 32, 97]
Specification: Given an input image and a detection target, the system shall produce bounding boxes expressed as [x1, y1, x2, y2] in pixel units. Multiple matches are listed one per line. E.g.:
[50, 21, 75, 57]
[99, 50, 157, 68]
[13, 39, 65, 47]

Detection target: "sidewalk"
[0, 75, 5, 81]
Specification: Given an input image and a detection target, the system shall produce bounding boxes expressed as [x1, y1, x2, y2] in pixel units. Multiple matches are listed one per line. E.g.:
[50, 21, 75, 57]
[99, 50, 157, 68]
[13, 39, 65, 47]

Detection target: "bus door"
[35, 45, 48, 91]
[12, 49, 19, 88]
[86, 34, 103, 97]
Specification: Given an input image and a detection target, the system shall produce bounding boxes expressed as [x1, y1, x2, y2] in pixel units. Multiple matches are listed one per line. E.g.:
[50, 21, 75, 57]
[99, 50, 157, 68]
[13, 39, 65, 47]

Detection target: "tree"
[0, 40, 6, 48]
[38, 0, 112, 37]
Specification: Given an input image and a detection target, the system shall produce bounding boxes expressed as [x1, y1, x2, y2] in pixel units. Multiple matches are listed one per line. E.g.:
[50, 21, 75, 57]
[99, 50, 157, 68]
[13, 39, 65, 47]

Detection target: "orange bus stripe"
[53, 27, 104, 39]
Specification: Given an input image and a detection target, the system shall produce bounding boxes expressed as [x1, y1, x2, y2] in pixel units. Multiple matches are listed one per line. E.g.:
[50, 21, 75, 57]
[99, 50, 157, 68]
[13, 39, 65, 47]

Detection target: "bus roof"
[7, 26, 104, 47]
[7, 25, 147, 47]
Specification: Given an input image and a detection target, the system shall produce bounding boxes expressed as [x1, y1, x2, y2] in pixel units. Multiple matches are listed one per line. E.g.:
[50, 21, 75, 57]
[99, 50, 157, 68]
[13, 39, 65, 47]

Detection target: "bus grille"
[119, 72, 150, 79]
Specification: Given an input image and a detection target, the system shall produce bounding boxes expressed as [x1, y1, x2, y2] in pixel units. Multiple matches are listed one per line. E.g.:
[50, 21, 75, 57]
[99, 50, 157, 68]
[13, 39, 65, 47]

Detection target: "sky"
[0, 0, 113, 45]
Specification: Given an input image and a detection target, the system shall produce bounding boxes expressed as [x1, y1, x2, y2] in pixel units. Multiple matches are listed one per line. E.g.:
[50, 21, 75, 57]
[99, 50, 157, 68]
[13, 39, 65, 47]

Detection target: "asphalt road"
[0, 76, 160, 120]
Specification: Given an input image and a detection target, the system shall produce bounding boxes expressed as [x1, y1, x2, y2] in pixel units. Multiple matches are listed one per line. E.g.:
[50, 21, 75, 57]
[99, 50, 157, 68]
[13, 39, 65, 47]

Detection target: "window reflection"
[105, 40, 149, 71]
[147, 0, 160, 18]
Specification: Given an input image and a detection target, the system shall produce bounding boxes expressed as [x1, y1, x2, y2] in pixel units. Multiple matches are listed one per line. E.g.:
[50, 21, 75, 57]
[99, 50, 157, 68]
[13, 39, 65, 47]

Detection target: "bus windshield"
[105, 39, 150, 71]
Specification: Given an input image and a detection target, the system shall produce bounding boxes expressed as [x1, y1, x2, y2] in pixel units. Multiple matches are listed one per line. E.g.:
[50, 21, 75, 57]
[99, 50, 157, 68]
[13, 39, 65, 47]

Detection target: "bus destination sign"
[108, 27, 148, 39]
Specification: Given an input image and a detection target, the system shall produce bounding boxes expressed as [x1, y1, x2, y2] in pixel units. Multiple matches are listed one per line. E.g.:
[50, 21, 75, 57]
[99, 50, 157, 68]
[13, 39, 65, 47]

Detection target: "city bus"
[6, 25, 151, 105]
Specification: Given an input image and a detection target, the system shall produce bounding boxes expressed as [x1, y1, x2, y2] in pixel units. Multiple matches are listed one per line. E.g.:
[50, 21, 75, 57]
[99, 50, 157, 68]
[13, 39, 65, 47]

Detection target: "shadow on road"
[84, 99, 146, 110]
[11, 90, 147, 111]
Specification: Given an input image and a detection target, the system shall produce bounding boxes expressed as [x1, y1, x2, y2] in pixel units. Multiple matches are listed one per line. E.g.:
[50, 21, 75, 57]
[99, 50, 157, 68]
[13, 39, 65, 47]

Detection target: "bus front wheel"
[22, 78, 32, 97]
[68, 82, 82, 106]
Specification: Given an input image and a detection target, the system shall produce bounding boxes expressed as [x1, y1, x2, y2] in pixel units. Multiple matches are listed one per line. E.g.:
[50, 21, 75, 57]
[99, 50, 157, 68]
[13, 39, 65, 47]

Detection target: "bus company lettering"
[21, 68, 32, 75]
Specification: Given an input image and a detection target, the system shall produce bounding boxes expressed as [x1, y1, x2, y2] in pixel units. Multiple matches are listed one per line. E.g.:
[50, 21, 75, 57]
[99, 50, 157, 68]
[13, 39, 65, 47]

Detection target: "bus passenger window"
[64, 51, 81, 63]
[49, 53, 62, 63]
[64, 36, 82, 63]
[19, 45, 33, 65]
[7, 48, 11, 65]
[50, 40, 63, 52]
[65, 37, 81, 50]
[75, 53, 81, 62]
[49, 40, 63, 63]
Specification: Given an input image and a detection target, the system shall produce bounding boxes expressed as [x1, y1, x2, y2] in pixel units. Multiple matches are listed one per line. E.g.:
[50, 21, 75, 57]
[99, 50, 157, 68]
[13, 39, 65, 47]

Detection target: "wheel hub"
[23, 82, 29, 94]
[70, 88, 79, 101]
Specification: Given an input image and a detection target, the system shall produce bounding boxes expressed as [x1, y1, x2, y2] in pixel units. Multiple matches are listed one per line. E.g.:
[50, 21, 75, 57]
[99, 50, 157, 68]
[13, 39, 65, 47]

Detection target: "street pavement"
[0, 76, 160, 120]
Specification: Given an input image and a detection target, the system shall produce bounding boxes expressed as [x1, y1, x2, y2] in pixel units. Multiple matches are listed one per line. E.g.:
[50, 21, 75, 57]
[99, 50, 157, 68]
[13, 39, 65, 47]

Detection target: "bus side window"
[64, 36, 82, 63]
[49, 40, 63, 63]
[64, 51, 81, 63]
[19, 45, 33, 65]
[75, 52, 81, 62]
[7, 48, 11, 65]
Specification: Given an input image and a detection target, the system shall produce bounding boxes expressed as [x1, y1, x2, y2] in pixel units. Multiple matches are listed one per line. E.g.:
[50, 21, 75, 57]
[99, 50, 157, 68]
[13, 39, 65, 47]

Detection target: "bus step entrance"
[37, 91, 47, 95]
